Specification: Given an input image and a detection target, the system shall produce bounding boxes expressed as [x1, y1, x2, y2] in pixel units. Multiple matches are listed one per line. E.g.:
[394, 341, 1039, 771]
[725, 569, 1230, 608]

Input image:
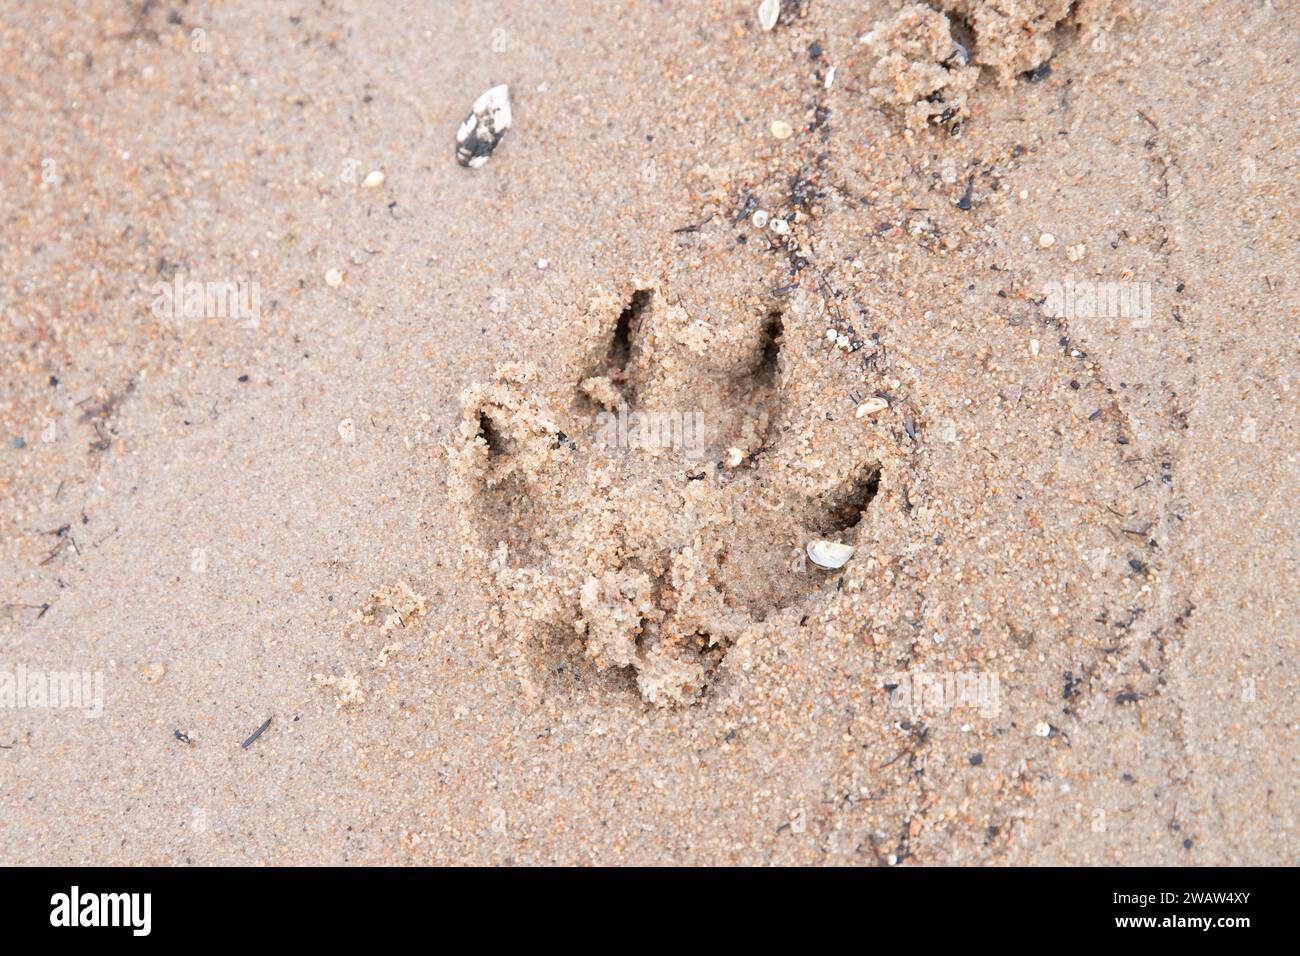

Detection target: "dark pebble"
[1023, 61, 1053, 83]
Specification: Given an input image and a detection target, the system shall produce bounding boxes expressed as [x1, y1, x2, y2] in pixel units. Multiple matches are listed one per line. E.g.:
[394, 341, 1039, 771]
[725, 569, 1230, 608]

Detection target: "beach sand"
[0, 0, 1295, 864]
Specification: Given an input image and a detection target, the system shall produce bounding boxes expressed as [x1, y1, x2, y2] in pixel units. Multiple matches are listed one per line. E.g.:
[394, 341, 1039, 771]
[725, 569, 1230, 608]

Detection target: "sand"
[0, 0, 1295, 864]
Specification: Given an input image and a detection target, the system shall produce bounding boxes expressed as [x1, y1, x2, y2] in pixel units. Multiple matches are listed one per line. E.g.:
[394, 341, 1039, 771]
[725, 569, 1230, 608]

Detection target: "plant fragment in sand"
[456, 84, 512, 168]
[861, 3, 977, 133]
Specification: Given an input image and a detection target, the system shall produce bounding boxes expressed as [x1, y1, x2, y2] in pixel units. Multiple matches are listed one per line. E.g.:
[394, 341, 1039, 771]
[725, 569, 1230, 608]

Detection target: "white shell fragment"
[456, 84, 512, 168]
[758, 0, 781, 32]
[807, 539, 855, 570]
[856, 397, 890, 418]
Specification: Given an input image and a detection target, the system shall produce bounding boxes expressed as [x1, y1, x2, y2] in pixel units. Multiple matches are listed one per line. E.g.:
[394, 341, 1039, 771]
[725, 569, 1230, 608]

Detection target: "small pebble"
[758, 0, 780, 32]
[770, 119, 793, 140]
[338, 418, 356, 444]
[362, 169, 385, 189]
[1038, 232, 1056, 248]
[770, 217, 789, 235]
[1034, 721, 1051, 737]
[536, 258, 548, 270]
[752, 209, 770, 228]
[325, 268, 344, 288]
[141, 662, 166, 684]
[725, 447, 744, 468]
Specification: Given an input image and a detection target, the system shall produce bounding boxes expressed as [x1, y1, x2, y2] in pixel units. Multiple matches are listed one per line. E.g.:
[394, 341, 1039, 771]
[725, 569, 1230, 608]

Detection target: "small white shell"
[456, 84, 512, 168]
[758, 0, 780, 32]
[856, 397, 889, 418]
[807, 539, 854, 570]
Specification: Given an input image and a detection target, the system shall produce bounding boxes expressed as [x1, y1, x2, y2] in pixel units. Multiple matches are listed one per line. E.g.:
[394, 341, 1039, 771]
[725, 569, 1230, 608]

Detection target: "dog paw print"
[451, 284, 882, 706]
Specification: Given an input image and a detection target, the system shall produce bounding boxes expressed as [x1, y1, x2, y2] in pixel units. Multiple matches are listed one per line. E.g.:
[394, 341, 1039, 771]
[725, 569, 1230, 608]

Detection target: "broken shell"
[758, 0, 780, 32]
[807, 539, 855, 570]
[856, 396, 889, 418]
[725, 446, 744, 468]
[456, 84, 512, 168]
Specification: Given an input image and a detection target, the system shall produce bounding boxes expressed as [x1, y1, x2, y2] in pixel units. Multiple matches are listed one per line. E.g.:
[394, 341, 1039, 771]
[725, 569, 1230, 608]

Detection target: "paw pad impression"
[452, 286, 882, 706]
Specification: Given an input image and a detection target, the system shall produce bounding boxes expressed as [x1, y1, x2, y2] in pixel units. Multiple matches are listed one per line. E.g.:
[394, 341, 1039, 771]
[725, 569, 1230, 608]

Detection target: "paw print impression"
[452, 281, 883, 706]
